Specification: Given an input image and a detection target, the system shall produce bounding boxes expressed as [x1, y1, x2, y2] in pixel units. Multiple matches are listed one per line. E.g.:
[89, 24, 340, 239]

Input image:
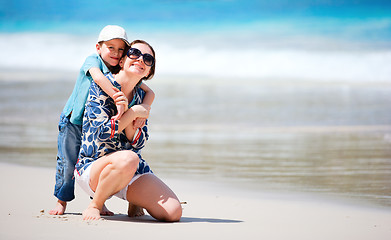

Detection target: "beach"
[0, 162, 390, 240]
[1, 1, 391, 238]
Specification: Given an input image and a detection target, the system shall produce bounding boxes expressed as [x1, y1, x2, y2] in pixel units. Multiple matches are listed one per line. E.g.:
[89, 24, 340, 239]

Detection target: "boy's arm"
[89, 67, 118, 98]
[89, 67, 128, 120]
[139, 82, 155, 107]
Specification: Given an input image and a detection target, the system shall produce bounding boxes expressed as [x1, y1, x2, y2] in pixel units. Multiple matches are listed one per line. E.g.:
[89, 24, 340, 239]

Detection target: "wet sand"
[0, 72, 390, 207]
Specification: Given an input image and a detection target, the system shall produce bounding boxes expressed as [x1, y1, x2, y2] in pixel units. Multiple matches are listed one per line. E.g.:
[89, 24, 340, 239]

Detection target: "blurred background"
[0, 0, 390, 207]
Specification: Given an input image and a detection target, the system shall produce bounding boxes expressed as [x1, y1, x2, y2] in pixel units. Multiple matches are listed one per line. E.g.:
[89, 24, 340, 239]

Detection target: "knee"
[161, 200, 182, 222]
[113, 151, 139, 175]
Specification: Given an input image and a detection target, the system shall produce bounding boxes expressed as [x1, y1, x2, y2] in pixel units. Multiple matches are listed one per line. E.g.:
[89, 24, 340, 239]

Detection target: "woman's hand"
[131, 104, 150, 119]
[133, 118, 147, 129]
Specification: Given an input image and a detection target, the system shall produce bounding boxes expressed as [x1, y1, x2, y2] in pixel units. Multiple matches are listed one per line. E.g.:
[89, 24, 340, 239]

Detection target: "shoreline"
[1, 68, 391, 86]
[0, 162, 390, 239]
[0, 74, 390, 210]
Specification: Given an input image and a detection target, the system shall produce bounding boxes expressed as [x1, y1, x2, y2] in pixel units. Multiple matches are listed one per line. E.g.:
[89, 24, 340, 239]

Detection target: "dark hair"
[130, 39, 156, 81]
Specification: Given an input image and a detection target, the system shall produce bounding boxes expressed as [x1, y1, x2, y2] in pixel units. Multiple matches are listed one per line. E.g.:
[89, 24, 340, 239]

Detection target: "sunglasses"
[126, 48, 155, 67]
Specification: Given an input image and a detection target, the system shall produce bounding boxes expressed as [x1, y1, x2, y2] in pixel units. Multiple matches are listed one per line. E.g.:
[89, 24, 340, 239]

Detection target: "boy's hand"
[111, 87, 128, 121]
[133, 118, 146, 129]
[113, 104, 126, 121]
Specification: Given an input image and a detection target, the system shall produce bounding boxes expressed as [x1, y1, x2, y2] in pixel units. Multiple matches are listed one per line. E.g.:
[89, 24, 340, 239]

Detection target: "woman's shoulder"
[135, 85, 146, 95]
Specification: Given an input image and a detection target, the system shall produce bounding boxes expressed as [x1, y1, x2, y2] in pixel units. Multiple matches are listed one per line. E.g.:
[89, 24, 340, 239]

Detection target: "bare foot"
[83, 206, 101, 220]
[127, 203, 144, 217]
[101, 203, 114, 216]
[49, 200, 67, 215]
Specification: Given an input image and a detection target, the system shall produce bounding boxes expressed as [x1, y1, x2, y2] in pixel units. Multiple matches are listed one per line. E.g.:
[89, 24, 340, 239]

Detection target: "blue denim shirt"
[62, 53, 110, 125]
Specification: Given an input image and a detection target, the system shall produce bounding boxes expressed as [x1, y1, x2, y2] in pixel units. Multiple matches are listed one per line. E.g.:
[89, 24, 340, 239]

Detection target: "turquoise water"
[1, 1, 391, 81]
[2, 0, 391, 45]
[1, 0, 391, 81]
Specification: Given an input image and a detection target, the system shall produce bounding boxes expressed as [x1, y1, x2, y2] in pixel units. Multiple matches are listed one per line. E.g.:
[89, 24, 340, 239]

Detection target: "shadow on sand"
[103, 214, 243, 224]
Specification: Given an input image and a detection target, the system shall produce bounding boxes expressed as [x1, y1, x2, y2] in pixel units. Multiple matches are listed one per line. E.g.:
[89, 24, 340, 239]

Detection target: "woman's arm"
[131, 82, 155, 130]
[117, 104, 150, 133]
[83, 82, 149, 144]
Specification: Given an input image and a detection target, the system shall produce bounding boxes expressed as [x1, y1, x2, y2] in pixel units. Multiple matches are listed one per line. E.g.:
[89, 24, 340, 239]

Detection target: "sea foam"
[1, 32, 390, 82]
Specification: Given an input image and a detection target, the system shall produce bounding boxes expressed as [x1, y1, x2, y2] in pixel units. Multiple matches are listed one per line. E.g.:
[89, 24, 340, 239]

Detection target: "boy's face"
[96, 39, 126, 67]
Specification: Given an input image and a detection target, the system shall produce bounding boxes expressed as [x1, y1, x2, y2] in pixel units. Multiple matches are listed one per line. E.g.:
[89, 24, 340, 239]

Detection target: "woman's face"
[123, 43, 154, 79]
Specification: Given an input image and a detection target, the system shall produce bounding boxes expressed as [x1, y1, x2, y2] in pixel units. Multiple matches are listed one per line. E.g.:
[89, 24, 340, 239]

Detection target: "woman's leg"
[127, 202, 145, 217]
[126, 174, 182, 222]
[83, 150, 139, 220]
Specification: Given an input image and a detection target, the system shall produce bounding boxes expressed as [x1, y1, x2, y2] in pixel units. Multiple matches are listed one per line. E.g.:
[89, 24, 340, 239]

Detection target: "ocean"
[0, 0, 391, 207]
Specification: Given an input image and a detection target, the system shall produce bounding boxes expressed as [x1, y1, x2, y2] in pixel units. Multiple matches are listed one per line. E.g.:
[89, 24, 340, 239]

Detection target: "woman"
[74, 40, 182, 222]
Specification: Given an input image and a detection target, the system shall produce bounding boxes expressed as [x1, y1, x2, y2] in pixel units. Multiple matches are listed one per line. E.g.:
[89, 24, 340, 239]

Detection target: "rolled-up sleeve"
[131, 124, 149, 150]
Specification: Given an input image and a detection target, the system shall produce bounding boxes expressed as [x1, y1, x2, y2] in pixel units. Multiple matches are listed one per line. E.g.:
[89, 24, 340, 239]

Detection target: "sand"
[0, 162, 390, 240]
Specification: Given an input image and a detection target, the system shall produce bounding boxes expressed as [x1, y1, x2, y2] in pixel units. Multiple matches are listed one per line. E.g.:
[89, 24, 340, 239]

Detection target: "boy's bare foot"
[101, 204, 114, 216]
[49, 200, 67, 215]
[83, 206, 101, 220]
[127, 202, 144, 217]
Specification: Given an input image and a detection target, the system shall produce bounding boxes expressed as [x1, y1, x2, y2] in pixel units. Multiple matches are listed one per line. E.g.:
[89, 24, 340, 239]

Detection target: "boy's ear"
[96, 43, 101, 54]
[119, 57, 125, 68]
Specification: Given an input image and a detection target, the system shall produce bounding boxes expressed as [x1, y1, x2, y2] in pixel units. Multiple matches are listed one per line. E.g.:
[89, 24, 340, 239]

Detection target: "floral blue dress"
[75, 73, 152, 177]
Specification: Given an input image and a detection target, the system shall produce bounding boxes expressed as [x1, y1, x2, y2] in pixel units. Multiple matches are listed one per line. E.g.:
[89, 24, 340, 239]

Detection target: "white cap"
[97, 25, 130, 46]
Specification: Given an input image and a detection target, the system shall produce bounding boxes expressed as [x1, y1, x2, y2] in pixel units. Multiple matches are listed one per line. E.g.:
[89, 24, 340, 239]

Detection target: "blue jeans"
[54, 113, 82, 202]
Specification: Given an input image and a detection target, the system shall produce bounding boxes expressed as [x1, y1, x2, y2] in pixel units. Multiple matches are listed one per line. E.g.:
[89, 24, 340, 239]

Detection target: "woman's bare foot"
[83, 206, 101, 220]
[49, 200, 67, 215]
[127, 203, 144, 217]
[101, 204, 114, 216]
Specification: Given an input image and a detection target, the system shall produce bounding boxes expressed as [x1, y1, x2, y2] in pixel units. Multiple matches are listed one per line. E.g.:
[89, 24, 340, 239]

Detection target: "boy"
[49, 25, 155, 215]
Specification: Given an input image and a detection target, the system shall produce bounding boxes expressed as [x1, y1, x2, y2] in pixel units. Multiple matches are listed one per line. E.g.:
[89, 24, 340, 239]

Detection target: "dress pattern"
[75, 73, 151, 177]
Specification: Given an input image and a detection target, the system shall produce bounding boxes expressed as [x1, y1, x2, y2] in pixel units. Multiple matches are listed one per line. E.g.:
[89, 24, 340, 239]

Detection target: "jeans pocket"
[58, 120, 66, 132]
[58, 114, 69, 132]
